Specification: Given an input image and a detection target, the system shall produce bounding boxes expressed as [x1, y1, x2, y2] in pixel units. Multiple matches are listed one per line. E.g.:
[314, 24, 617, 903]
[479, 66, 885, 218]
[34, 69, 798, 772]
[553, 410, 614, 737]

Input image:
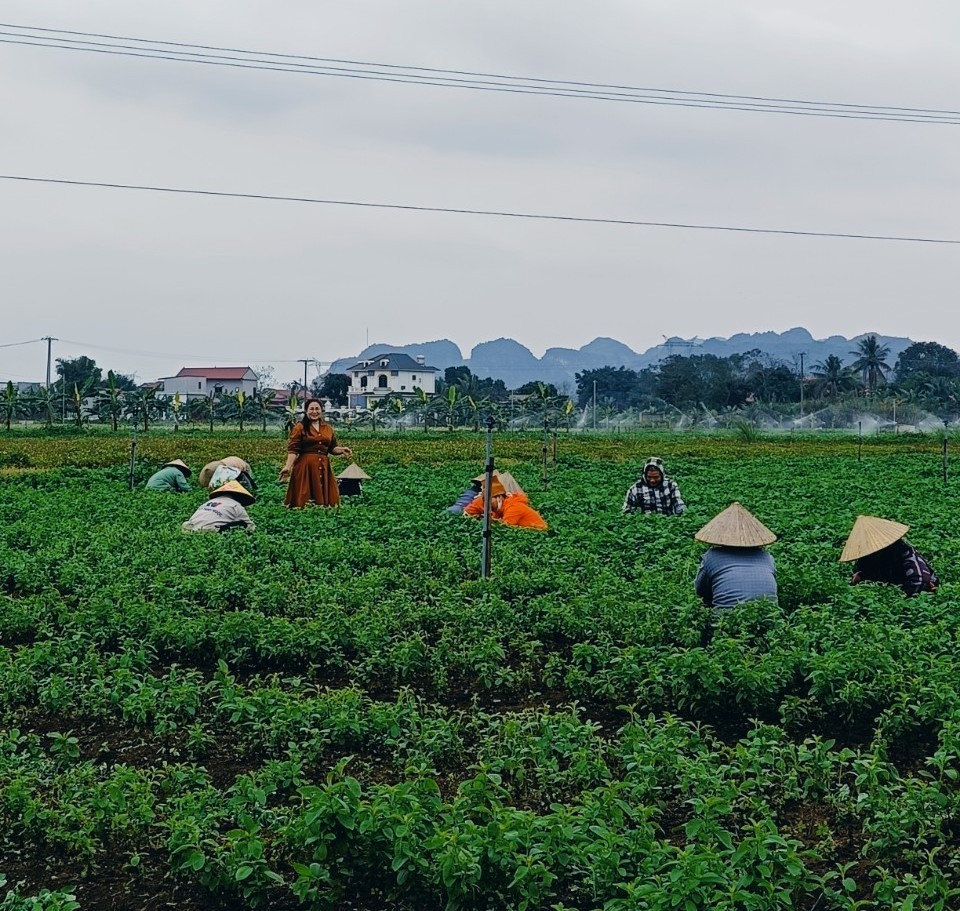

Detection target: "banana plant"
[70, 379, 96, 427]
[1, 381, 26, 431]
[97, 370, 127, 431]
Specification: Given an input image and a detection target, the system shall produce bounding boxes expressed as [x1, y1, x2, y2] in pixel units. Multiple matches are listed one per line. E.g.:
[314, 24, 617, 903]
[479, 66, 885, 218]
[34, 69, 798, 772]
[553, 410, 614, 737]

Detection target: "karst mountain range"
[329, 327, 912, 390]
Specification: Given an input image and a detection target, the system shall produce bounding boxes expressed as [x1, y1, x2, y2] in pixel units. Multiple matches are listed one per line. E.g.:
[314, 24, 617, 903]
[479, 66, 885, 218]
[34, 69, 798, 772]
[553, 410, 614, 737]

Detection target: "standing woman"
[280, 399, 353, 507]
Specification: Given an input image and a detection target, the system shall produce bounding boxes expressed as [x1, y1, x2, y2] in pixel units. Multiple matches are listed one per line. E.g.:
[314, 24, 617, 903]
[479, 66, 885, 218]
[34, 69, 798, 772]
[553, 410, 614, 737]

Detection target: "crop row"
[3, 436, 960, 908]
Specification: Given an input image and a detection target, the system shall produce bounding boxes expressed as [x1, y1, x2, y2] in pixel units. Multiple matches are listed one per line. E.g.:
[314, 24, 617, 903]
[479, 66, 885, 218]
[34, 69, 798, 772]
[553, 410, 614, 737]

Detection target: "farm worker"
[337, 462, 370, 497]
[199, 457, 257, 492]
[279, 398, 353, 508]
[623, 457, 686, 515]
[145, 459, 191, 493]
[840, 516, 938, 596]
[694, 502, 778, 609]
[448, 474, 485, 514]
[448, 471, 521, 514]
[181, 480, 256, 534]
[464, 477, 548, 530]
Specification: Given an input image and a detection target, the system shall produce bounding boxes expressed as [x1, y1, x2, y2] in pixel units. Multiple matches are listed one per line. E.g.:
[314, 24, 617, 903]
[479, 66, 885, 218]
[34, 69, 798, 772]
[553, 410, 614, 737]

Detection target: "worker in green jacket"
[145, 459, 191, 492]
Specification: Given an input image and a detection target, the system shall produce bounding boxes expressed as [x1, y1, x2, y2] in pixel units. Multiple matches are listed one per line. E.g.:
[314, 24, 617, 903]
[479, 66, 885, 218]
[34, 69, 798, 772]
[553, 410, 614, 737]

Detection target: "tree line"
[5, 337, 960, 432]
[573, 338, 960, 419]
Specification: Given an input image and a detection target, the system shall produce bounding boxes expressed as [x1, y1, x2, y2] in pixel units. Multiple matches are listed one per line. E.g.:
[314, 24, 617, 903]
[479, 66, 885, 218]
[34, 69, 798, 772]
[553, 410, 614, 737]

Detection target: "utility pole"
[298, 359, 312, 397]
[593, 380, 597, 431]
[42, 336, 57, 388]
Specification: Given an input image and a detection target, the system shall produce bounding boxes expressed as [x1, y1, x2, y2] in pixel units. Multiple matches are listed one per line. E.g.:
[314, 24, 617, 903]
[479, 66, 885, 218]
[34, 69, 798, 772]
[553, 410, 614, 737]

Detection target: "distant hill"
[326, 328, 914, 391]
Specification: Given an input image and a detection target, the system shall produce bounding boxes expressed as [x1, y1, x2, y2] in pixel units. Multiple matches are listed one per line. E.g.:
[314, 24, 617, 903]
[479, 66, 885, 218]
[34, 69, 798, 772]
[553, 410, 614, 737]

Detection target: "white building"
[345, 353, 438, 409]
[157, 367, 259, 400]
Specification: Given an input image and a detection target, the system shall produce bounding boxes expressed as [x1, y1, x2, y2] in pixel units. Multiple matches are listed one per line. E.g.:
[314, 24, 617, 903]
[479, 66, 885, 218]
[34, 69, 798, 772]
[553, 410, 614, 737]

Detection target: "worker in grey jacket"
[694, 502, 778, 609]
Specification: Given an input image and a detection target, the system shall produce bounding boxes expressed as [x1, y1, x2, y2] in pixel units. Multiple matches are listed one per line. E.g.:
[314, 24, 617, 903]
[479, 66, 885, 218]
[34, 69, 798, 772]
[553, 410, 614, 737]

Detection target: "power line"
[55, 337, 329, 364]
[1, 23, 959, 125]
[2, 173, 958, 245]
[0, 337, 43, 349]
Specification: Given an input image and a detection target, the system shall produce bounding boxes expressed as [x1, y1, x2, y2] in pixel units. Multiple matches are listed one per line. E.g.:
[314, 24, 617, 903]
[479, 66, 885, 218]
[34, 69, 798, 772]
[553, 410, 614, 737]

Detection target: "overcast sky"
[1, 1, 958, 386]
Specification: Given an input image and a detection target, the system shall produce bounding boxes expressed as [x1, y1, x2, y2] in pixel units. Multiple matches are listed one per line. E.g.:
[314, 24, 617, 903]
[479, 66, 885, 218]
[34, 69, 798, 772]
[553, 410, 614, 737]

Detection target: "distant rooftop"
[344, 353, 437, 372]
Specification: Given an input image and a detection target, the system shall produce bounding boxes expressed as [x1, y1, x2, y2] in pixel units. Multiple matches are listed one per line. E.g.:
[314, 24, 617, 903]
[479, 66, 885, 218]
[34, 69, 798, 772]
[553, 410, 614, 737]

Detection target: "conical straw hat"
[210, 480, 255, 504]
[496, 471, 524, 495]
[198, 460, 224, 488]
[839, 516, 909, 562]
[338, 462, 370, 480]
[695, 502, 777, 547]
[221, 456, 251, 474]
[163, 459, 191, 476]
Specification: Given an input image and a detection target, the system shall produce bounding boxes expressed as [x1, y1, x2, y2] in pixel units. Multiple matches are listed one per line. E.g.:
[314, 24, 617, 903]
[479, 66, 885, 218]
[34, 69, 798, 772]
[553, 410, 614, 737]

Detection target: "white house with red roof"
[157, 367, 259, 399]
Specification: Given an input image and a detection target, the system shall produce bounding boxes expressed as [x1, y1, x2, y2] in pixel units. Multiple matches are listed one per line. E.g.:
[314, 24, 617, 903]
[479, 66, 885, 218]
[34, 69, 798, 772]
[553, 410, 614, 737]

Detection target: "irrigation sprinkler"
[481, 415, 495, 578]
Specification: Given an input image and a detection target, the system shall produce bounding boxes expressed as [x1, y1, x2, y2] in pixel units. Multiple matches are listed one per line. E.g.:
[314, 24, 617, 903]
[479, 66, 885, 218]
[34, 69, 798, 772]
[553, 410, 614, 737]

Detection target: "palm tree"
[923, 376, 960, 418]
[810, 355, 858, 399]
[851, 335, 891, 394]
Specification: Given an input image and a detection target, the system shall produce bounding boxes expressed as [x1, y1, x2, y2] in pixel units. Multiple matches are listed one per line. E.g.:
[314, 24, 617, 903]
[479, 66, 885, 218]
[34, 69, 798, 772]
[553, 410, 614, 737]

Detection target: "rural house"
[157, 367, 260, 400]
[345, 353, 438, 410]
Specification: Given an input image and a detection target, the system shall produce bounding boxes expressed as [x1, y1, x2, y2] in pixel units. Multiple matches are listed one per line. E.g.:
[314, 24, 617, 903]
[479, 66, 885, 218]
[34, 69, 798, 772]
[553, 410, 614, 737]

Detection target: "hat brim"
[839, 516, 909, 562]
[695, 502, 777, 548]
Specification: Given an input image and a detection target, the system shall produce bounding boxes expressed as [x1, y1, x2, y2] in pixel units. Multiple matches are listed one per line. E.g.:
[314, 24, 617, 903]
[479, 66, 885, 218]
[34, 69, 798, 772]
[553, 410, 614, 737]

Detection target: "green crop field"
[2, 429, 960, 910]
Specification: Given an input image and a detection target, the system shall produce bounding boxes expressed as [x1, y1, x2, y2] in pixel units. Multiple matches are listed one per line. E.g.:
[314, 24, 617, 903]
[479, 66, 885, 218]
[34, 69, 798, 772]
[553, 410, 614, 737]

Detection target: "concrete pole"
[42, 336, 56, 388]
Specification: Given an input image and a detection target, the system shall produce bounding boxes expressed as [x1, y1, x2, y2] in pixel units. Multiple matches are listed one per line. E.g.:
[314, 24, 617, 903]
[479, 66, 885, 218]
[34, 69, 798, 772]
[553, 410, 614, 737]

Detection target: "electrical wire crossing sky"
[1, 0, 959, 385]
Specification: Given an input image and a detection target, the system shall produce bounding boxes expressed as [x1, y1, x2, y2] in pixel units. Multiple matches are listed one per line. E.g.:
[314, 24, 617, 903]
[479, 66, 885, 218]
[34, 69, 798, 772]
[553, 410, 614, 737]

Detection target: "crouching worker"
[337, 463, 370, 497]
[146, 459, 191, 493]
[448, 474, 484, 515]
[694, 502, 778, 608]
[198, 457, 257, 493]
[464, 476, 548, 530]
[182, 481, 256, 534]
[840, 516, 938, 596]
[623, 457, 685, 515]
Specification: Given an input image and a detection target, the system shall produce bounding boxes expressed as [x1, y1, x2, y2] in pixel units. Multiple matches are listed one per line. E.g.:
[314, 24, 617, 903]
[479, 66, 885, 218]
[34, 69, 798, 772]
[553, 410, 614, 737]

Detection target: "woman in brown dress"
[280, 399, 353, 507]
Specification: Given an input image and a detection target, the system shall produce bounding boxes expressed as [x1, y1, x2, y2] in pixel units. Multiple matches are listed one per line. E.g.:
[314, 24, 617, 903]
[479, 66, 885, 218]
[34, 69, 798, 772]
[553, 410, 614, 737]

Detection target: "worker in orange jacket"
[463, 477, 548, 530]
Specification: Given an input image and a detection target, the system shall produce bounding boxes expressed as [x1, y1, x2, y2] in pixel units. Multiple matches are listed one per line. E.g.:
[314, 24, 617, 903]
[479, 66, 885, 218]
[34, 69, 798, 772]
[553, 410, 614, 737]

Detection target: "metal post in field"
[858, 421, 862, 462]
[481, 415, 495, 578]
[798, 351, 806, 424]
[541, 418, 548, 487]
[128, 436, 137, 491]
[944, 421, 949, 485]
